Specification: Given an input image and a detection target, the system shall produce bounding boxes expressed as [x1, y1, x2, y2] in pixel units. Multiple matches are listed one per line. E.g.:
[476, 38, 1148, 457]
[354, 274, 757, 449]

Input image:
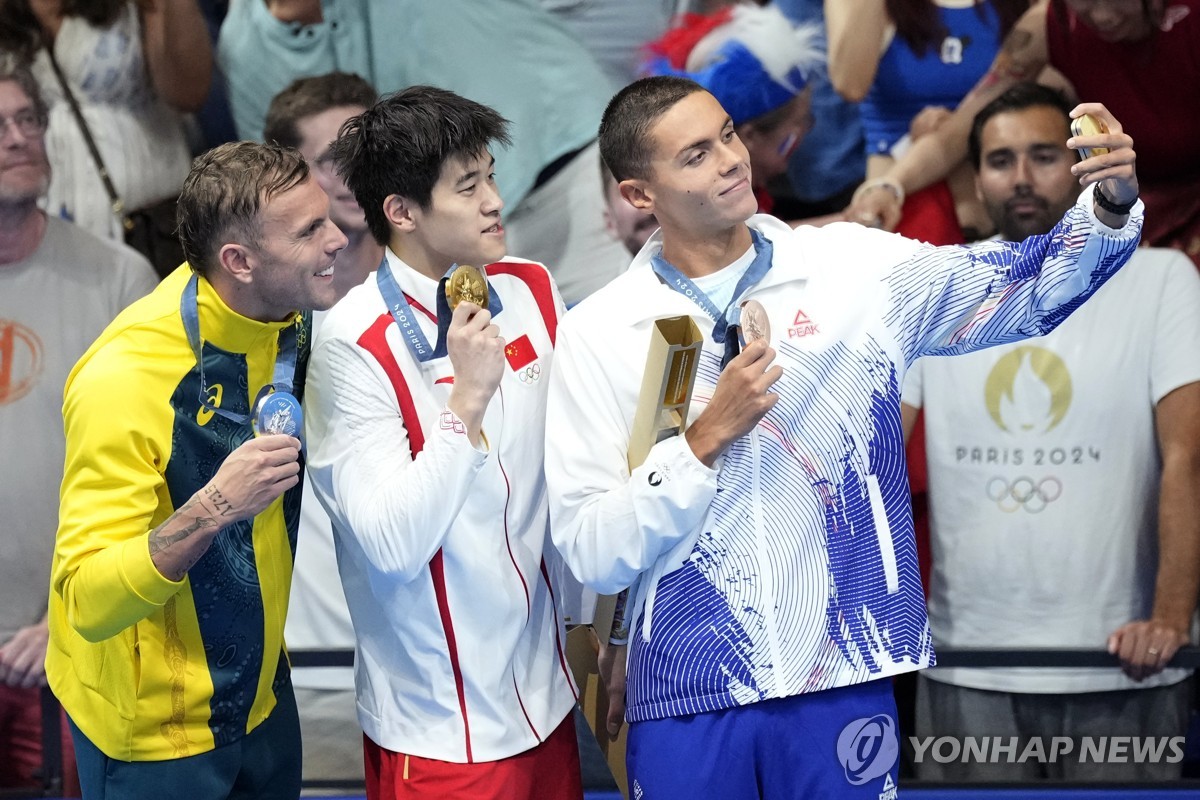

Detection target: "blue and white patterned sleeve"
[884, 190, 1143, 367]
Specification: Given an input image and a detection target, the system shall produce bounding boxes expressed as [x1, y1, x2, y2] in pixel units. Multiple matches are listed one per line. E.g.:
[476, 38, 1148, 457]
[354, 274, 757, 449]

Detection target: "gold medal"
[740, 299, 770, 344]
[445, 264, 489, 310]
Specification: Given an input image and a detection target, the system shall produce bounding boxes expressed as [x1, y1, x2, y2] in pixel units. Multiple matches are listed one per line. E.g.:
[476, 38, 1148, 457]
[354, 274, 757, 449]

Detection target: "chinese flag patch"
[505, 334, 537, 370]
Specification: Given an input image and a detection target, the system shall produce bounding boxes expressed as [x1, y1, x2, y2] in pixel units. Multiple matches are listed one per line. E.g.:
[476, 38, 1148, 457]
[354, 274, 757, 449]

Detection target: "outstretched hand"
[1067, 103, 1139, 209]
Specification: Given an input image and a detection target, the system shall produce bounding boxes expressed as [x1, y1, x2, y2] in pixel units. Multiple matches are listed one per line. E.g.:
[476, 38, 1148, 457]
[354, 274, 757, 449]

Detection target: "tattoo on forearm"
[148, 516, 216, 555]
[147, 495, 218, 562]
[203, 483, 234, 517]
[995, 31, 1038, 80]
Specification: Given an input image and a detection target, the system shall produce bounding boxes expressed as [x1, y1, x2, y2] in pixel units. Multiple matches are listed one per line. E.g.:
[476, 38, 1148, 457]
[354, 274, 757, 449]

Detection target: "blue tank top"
[860, 2, 1002, 155]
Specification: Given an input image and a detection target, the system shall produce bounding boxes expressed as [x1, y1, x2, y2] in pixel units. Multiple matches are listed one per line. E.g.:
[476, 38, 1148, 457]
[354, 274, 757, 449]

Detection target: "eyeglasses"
[0, 109, 46, 140]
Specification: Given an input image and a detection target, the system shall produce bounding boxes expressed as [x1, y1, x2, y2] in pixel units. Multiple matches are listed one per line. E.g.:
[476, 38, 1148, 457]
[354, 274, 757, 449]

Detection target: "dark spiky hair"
[330, 85, 511, 245]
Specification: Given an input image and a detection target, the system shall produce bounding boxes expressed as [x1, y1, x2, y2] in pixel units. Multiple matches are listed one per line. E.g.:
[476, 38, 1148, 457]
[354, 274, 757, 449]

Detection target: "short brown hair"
[599, 76, 704, 183]
[0, 54, 47, 126]
[263, 72, 377, 150]
[177, 142, 309, 276]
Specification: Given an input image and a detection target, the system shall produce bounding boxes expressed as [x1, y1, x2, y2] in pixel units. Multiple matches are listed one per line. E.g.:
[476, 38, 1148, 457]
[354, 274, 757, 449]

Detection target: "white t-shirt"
[904, 247, 1200, 693]
[0, 216, 156, 643]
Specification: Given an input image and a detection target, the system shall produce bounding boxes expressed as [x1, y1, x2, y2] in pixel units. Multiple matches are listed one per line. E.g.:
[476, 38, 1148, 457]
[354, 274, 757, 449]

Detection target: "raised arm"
[824, 0, 890, 103]
[848, 0, 1052, 228]
[52, 361, 301, 643]
[139, 0, 214, 113]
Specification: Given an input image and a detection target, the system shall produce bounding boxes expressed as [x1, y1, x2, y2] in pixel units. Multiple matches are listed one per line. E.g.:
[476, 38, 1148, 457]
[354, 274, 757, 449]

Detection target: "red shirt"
[1048, 0, 1200, 262]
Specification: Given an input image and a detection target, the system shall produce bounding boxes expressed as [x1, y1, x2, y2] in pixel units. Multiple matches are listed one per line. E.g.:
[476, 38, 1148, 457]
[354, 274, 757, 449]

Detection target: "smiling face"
[975, 105, 1080, 241]
[403, 148, 506, 275]
[630, 90, 758, 240]
[0, 79, 49, 206]
[240, 174, 349, 320]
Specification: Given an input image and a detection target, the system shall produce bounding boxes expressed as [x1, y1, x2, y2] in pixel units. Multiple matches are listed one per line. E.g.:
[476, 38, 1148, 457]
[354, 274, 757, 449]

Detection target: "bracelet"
[1093, 183, 1136, 216]
[850, 177, 906, 209]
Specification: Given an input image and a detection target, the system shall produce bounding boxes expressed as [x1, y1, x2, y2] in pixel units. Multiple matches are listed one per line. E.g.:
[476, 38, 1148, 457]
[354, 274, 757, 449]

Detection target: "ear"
[619, 179, 655, 215]
[216, 242, 254, 286]
[384, 194, 418, 233]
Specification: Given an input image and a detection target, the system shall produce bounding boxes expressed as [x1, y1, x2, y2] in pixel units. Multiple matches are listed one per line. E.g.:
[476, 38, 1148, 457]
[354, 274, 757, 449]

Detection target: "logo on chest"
[787, 308, 821, 339]
[505, 334, 542, 384]
[0, 320, 43, 405]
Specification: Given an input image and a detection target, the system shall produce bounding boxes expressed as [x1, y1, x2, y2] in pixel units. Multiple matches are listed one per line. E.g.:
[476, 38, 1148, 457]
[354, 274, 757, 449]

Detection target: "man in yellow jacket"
[46, 141, 347, 799]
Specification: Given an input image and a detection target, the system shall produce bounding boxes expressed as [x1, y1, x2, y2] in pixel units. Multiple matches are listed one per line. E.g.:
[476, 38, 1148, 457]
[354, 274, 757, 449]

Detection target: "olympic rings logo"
[518, 363, 542, 384]
[986, 476, 1062, 514]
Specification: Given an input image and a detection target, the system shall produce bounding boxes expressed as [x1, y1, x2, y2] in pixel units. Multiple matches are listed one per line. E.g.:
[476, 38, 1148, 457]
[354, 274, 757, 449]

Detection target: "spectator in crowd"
[901, 82, 1200, 782]
[46, 141, 346, 799]
[848, 0, 1200, 266]
[262, 71, 381, 789]
[601, 157, 658, 259]
[770, 0, 867, 220]
[546, 74, 1141, 797]
[827, 0, 1030, 242]
[537, 0, 674, 90]
[217, 0, 629, 305]
[0, 56, 157, 796]
[264, 72, 380, 292]
[0, 0, 211, 273]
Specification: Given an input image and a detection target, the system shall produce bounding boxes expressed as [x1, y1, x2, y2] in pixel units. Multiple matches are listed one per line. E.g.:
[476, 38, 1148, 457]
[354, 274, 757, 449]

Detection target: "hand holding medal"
[253, 389, 304, 439]
[444, 265, 505, 446]
[738, 299, 770, 346]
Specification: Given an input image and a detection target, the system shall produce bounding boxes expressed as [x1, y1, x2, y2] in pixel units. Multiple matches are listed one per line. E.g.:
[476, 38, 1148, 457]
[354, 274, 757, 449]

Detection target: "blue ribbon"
[180, 272, 299, 427]
[649, 229, 774, 345]
[375, 257, 504, 363]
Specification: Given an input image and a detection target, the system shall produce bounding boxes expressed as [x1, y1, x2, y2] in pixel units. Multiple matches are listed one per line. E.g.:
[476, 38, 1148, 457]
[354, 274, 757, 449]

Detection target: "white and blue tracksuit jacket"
[546, 194, 1141, 723]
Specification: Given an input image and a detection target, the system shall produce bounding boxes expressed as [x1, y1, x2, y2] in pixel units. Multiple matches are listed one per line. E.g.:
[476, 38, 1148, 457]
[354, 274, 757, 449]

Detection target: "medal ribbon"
[376, 257, 504, 363]
[650, 229, 773, 367]
[180, 272, 299, 426]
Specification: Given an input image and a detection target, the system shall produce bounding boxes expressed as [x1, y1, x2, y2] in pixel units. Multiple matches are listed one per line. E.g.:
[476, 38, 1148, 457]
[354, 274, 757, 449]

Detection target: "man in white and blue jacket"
[546, 76, 1142, 799]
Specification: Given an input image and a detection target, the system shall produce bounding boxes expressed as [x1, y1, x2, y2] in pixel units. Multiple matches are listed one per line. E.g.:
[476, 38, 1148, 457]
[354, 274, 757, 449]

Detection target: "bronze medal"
[740, 299, 770, 344]
[445, 264, 489, 310]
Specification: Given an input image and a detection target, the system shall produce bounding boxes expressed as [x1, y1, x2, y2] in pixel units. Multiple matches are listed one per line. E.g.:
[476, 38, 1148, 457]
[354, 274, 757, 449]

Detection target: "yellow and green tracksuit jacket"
[46, 265, 309, 761]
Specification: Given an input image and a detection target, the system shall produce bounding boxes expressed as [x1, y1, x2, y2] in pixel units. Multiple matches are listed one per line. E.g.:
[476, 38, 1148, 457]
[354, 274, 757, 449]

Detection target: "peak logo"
[788, 308, 820, 338]
[0, 320, 44, 406]
[837, 714, 899, 786]
[984, 346, 1071, 434]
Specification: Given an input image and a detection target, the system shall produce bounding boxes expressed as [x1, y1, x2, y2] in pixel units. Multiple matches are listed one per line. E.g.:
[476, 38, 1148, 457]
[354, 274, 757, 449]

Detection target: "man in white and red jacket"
[304, 86, 579, 800]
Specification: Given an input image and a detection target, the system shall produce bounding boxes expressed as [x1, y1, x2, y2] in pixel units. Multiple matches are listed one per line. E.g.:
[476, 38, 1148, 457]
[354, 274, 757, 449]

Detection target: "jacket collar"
[618, 214, 809, 325]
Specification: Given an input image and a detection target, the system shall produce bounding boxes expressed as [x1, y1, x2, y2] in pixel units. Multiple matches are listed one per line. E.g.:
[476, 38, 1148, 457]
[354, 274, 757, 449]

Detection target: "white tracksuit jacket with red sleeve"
[305, 251, 576, 763]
